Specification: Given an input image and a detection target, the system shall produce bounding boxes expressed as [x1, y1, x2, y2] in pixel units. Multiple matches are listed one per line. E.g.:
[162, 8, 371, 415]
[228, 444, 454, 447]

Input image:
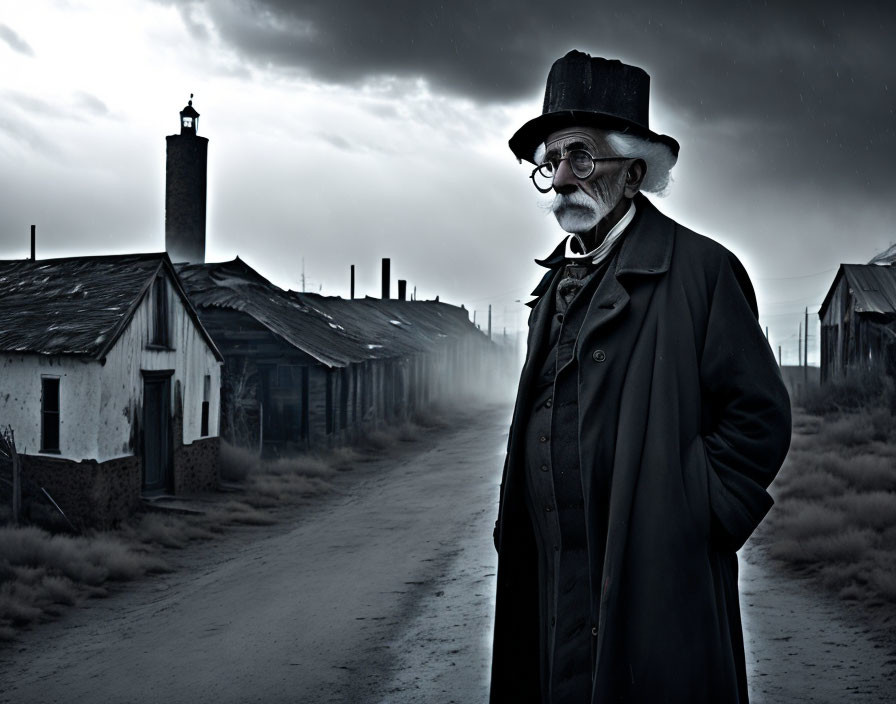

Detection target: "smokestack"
[30, 225, 35, 260]
[398, 279, 407, 301]
[381, 258, 390, 299]
[165, 96, 208, 264]
[350, 265, 355, 299]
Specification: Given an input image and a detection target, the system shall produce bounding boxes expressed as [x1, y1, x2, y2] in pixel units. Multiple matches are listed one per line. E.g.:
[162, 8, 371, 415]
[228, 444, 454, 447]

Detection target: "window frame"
[40, 375, 61, 453]
[148, 275, 171, 349]
[200, 374, 211, 437]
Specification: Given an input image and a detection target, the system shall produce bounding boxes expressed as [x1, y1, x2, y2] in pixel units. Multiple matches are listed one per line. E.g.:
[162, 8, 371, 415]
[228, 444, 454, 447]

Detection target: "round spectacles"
[530, 149, 630, 193]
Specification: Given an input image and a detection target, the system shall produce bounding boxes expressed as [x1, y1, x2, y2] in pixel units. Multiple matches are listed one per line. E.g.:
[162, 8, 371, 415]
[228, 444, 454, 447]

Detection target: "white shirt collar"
[564, 201, 636, 266]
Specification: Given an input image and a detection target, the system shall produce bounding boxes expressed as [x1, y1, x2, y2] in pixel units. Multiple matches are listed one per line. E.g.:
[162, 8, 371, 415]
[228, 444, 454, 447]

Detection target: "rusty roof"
[177, 258, 487, 367]
[0, 253, 222, 361]
[819, 264, 896, 320]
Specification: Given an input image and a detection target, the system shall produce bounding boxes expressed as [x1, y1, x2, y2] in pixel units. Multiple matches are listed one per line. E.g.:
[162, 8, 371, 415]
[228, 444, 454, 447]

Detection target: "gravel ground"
[1, 403, 894, 703]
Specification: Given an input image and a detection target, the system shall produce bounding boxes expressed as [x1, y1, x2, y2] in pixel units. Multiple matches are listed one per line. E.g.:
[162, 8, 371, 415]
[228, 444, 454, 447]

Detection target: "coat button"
[591, 349, 606, 363]
[540, 464, 548, 472]
[591, 626, 598, 637]
[539, 435, 548, 443]
[545, 505, 553, 512]
[545, 398, 552, 408]
[556, 313, 564, 324]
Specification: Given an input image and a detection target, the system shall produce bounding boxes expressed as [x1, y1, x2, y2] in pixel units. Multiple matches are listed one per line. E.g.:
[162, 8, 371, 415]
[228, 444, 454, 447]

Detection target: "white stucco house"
[0, 252, 223, 528]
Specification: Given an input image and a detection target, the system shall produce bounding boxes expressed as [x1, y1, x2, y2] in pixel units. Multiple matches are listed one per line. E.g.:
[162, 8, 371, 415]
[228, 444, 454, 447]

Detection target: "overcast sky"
[1, 0, 894, 364]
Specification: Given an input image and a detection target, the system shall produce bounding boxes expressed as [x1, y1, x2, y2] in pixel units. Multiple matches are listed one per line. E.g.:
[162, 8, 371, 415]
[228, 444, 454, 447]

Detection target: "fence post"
[12, 446, 21, 525]
[3, 426, 22, 525]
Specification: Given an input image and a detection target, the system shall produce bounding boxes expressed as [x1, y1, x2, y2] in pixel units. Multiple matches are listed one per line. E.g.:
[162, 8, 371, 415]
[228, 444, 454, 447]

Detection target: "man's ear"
[623, 158, 646, 198]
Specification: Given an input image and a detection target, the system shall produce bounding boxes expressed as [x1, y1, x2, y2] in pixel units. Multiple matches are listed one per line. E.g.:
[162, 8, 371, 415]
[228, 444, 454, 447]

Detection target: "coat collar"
[537, 192, 674, 275]
[526, 193, 673, 307]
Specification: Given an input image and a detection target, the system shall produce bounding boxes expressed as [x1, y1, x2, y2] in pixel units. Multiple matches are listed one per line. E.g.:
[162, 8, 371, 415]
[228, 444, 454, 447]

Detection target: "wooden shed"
[818, 263, 896, 382]
[176, 258, 497, 456]
[0, 253, 223, 528]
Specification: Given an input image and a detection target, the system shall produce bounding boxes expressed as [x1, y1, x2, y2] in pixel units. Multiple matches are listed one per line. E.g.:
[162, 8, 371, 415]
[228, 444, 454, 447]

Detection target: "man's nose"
[552, 158, 579, 194]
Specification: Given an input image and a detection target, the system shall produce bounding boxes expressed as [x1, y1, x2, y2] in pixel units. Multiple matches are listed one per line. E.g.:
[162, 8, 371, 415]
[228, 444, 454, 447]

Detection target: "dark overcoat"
[490, 193, 792, 703]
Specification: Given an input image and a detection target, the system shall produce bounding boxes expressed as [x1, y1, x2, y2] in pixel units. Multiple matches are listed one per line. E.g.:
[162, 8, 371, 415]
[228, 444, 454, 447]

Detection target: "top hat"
[509, 50, 679, 164]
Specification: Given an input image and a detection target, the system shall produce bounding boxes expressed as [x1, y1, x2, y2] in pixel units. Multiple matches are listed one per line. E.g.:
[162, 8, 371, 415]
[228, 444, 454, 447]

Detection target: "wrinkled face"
[540, 126, 630, 234]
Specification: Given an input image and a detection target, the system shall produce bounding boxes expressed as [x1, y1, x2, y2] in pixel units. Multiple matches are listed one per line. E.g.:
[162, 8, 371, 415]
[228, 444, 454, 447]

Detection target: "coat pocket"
[680, 434, 712, 541]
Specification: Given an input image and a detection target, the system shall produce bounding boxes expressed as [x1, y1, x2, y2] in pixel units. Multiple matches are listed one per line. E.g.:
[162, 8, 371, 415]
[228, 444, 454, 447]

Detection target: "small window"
[182, 116, 193, 129]
[41, 377, 60, 452]
[200, 374, 211, 437]
[151, 276, 170, 347]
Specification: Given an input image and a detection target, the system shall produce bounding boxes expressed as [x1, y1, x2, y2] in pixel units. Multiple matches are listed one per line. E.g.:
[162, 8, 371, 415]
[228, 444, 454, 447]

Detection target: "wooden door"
[143, 374, 172, 493]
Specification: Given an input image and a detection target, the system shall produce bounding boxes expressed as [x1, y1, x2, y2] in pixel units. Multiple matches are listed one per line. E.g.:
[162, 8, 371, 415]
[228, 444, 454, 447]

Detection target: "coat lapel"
[575, 193, 673, 350]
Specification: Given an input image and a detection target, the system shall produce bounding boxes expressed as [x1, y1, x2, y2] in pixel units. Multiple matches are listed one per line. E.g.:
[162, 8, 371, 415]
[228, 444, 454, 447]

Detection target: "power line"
[757, 267, 837, 282]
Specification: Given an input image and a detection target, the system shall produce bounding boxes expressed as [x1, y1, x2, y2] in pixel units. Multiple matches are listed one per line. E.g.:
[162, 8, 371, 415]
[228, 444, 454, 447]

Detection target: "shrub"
[799, 368, 894, 416]
[219, 441, 260, 482]
[769, 528, 872, 564]
[831, 491, 896, 531]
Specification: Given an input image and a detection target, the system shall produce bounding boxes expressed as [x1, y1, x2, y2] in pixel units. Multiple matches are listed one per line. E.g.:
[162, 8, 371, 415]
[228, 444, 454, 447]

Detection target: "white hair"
[532, 130, 677, 197]
[605, 131, 677, 196]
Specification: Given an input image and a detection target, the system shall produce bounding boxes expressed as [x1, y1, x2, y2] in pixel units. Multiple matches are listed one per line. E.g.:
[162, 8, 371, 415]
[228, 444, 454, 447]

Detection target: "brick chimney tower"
[165, 95, 208, 264]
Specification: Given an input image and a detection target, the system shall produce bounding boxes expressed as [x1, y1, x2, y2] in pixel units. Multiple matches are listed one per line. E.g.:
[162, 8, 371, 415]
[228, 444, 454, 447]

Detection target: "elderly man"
[490, 51, 791, 704]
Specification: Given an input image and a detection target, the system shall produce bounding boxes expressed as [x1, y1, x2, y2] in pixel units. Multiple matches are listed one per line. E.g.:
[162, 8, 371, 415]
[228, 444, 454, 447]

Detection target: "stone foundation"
[21, 454, 142, 530]
[173, 436, 219, 495]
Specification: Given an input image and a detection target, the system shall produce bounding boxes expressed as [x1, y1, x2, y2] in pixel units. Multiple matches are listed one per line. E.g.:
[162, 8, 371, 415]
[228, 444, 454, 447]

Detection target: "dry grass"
[0, 526, 170, 639]
[0, 403, 466, 642]
[761, 396, 896, 612]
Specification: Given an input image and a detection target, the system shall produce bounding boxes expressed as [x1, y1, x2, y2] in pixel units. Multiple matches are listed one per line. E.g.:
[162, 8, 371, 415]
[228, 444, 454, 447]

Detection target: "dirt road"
[1, 404, 893, 703]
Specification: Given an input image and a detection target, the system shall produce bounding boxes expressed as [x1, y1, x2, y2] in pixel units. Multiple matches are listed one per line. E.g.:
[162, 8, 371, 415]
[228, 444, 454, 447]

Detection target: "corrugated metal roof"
[0, 254, 163, 357]
[843, 265, 896, 314]
[819, 264, 896, 319]
[0, 253, 222, 361]
[177, 258, 486, 367]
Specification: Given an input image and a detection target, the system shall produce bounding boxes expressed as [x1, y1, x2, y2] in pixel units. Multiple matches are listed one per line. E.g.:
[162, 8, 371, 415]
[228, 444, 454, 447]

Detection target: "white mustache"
[551, 190, 599, 216]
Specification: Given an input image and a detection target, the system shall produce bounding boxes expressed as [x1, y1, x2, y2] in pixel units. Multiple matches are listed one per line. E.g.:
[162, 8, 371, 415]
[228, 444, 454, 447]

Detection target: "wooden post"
[12, 437, 21, 526]
[488, 305, 492, 341]
[2, 426, 22, 525]
[350, 265, 355, 299]
[30, 225, 36, 260]
[804, 307, 809, 384]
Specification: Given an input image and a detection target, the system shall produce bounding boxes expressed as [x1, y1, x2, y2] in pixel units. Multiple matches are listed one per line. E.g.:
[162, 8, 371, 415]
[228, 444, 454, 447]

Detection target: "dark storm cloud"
[0, 24, 34, 56]
[167, 0, 895, 196]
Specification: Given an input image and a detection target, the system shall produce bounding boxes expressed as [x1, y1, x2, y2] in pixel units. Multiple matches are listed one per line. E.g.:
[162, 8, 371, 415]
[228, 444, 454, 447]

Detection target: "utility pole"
[804, 307, 809, 384]
[488, 304, 492, 341]
[798, 321, 802, 367]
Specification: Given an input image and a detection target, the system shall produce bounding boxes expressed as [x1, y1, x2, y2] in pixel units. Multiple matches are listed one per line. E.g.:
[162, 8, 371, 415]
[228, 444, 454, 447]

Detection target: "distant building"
[818, 263, 896, 382]
[0, 254, 223, 528]
[177, 258, 496, 456]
